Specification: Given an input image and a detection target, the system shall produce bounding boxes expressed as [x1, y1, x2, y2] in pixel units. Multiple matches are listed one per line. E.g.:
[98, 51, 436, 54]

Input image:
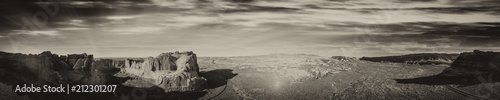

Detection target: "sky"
[0, 0, 499, 57]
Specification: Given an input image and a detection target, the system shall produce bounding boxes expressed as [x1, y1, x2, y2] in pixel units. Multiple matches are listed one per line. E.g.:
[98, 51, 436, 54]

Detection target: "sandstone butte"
[0, 51, 206, 92]
[439, 50, 500, 78]
[120, 51, 207, 92]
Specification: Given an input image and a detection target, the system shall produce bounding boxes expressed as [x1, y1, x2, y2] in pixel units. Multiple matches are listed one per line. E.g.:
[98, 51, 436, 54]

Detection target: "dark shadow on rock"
[0, 56, 235, 100]
[0, 59, 134, 100]
[106, 69, 240, 100]
[394, 73, 500, 87]
[79, 69, 238, 100]
[199, 69, 238, 89]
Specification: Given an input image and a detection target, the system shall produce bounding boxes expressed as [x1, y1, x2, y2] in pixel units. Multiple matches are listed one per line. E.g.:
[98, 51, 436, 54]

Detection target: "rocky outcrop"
[121, 51, 206, 92]
[157, 52, 205, 91]
[440, 50, 500, 78]
[0, 51, 132, 100]
[125, 59, 144, 69]
[155, 52, 179, 71]
[331, 56, 358, 62]
[70, 53, 93, 72]
[360, 53, 459, 65]
[110, 60, 125, 68]
[1, 51, 207, 93]
[85, 59, 122, 85]
[0, 51, 93, 85]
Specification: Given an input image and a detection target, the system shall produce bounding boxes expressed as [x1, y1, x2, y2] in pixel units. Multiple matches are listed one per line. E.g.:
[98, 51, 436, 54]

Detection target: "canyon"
[0, 50, 499, 100]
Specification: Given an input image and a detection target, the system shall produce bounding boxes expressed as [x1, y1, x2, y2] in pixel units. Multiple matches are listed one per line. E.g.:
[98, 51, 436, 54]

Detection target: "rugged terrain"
[117, 51, 207, 92]
[194, 53, 498, 100]
[360, 53, 459, 65]
[0, 51, 499, 100]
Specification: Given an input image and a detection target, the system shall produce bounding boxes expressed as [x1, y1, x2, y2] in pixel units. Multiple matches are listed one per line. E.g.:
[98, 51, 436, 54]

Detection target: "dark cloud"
[326, 0, 350, 2]
[220, 5, 301, 13]
[412, 6, 500, 14]
[447, 0, 500, 7]
[302, 4, 349, 10]
[395, 0, 437, 3]
[0, 0, 152, 35]
[421, 23, 500, 38]
[258, 22, 334, 31]
[352, 6, 500, 15]
[303, 2, 500, 15]
[0, 0, 49, 34]
[184, 23, 245, 31]
[301, 4, 379, 14]
[225, 0, 255, 3]
[382, 22, 500, 47]
[0, 0, 302, 35]
[312, 22, 500, 53]
[459, 37, 500, 47]
[2, 0, 500, 56]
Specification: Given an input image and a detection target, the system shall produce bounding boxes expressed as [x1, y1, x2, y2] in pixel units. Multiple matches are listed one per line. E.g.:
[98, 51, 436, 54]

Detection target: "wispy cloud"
[12, 30, 60, 36]
[1, 0, 500, 57]
[56, 27, 90, 31]
[109, 27, 164, 35]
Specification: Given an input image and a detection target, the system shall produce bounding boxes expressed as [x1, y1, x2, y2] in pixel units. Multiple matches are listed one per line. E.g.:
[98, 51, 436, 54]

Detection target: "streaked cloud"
[56, 27, 90, 31]
[12, 30, 60, 36]
[109, 27, 164, 35]
[1, 0, 500, 57]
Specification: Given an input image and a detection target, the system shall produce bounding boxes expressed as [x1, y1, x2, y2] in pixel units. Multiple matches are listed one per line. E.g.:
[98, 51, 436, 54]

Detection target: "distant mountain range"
[360, 53, 460, 65]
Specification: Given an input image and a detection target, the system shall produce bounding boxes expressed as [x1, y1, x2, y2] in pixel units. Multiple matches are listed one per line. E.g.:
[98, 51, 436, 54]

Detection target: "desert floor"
[2, 54, 499, 100]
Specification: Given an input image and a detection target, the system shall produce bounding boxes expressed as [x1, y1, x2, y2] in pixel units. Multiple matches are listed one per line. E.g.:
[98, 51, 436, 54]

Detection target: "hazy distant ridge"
[360, 53, 460, 65]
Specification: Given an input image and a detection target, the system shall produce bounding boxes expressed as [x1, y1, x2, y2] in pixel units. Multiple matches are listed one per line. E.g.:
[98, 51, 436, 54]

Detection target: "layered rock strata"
[121, 51, 206, 92]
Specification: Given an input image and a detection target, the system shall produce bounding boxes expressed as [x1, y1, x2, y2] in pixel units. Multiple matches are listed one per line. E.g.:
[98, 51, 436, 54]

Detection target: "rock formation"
[439, 50, 500, 78]
[360, 53, 459, 65]
[70, 53, 93, 72]
[331, 56, 358, 62]
[86, 59, 121, 85]
[0, 50, 208, 100]
[121, 51, 206, 92]
[155, 52, 179, 71]
[0, 51, 94, 85]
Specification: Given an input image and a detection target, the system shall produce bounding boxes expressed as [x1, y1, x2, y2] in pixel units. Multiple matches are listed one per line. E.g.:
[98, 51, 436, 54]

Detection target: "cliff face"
[69, 53, 93, 72]
[440, 50, 500, 77]
[157, 52, 205, 91]
[87, 59, 122, 85]
[156, 52, 179, 71]
[121, 51, 206, 92]
[0, 51, 94, 85]
[360, 53, 459, 65]
[123, 52, 184, 71]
